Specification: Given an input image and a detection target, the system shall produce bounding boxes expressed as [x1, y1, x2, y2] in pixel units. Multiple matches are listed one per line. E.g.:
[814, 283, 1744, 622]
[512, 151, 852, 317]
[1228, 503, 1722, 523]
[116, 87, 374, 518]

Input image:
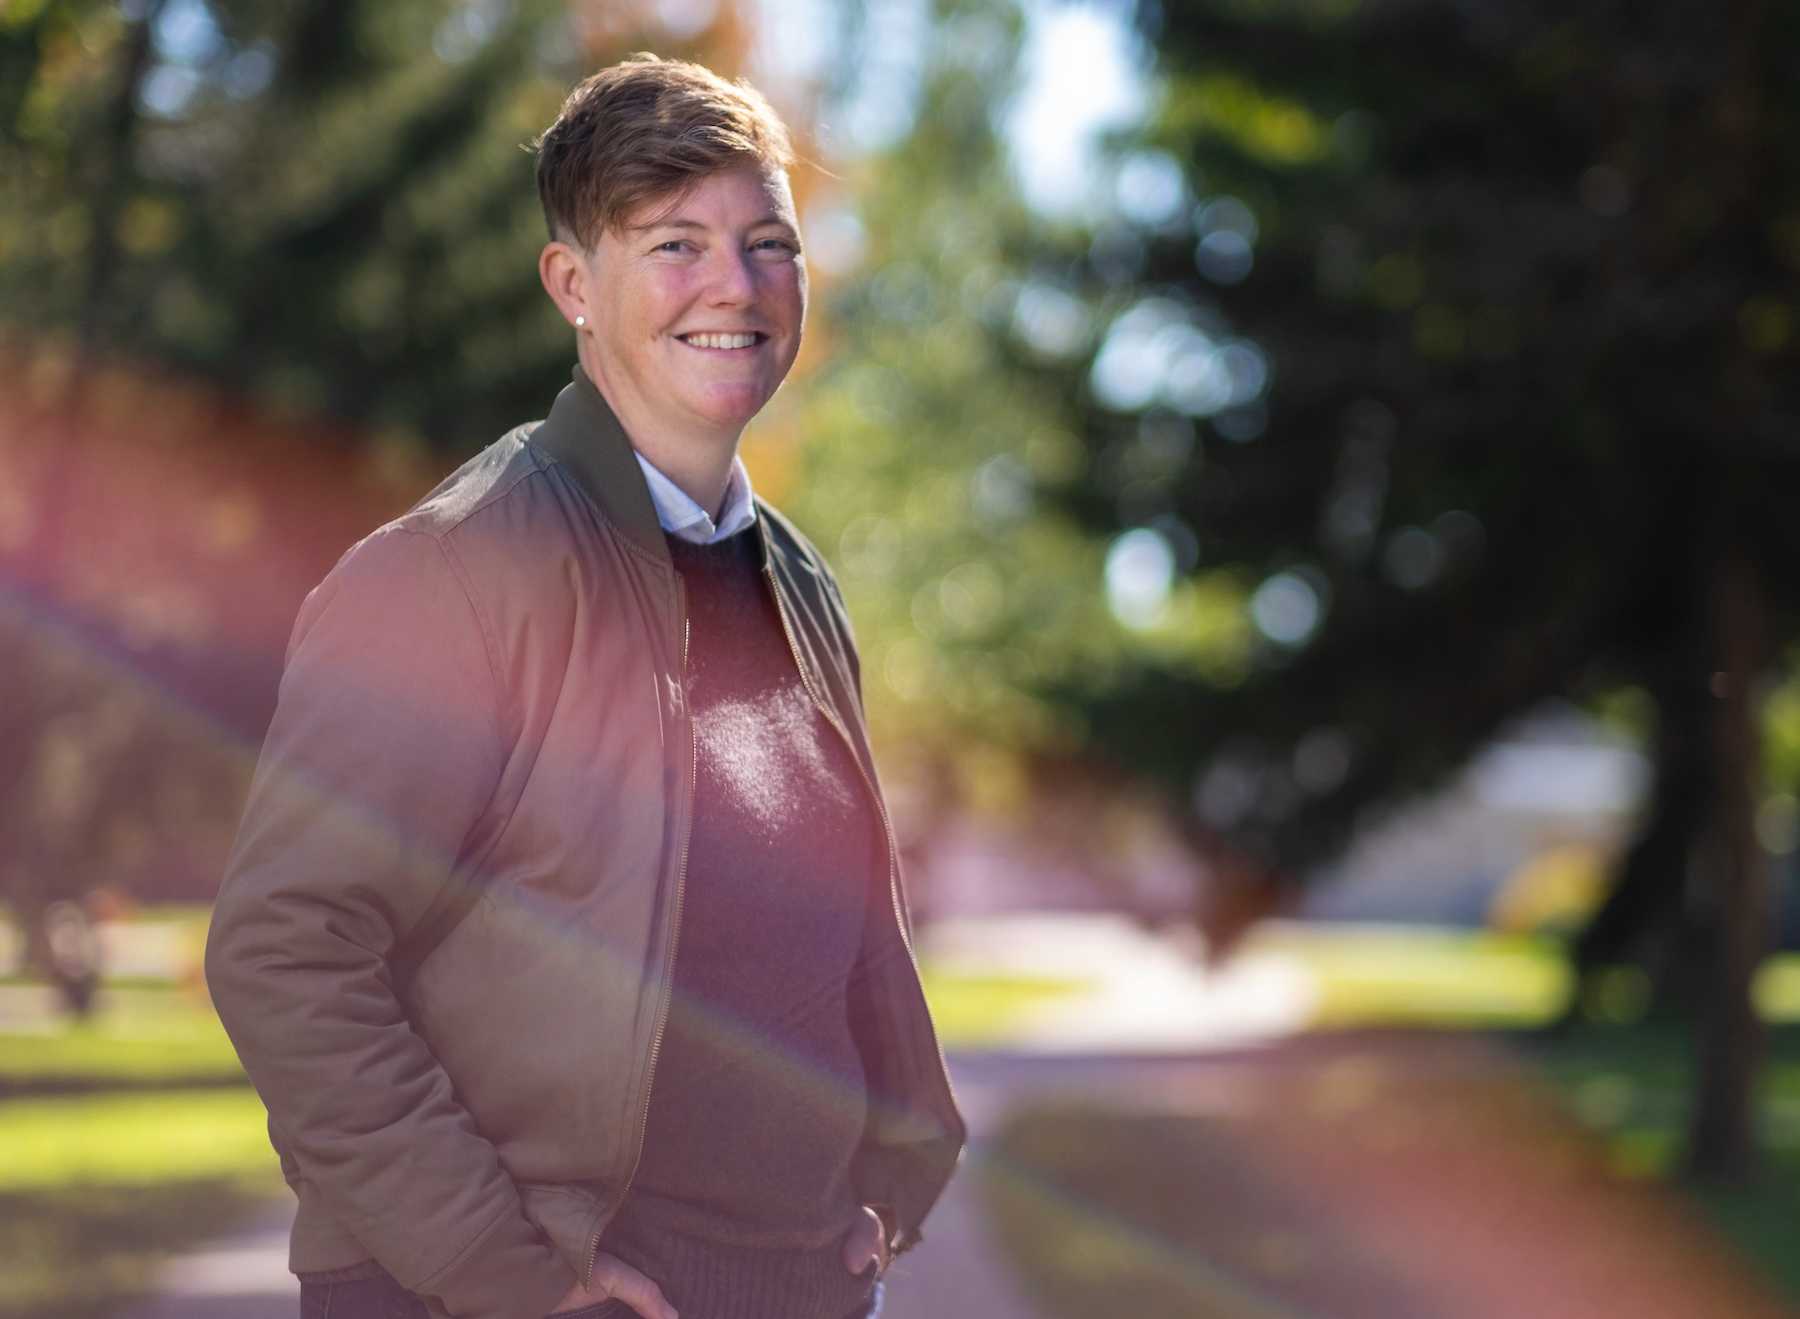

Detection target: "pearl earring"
[575, 315, 587, 329]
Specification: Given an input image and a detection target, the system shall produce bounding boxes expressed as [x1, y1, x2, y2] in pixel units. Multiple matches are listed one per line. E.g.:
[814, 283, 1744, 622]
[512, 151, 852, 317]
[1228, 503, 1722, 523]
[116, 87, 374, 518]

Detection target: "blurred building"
[1299, 704, 1649, 929]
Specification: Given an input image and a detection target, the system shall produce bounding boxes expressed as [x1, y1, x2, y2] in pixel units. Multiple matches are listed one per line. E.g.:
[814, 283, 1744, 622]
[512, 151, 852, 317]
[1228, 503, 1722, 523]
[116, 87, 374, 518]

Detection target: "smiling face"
[573, 163, 806, 461]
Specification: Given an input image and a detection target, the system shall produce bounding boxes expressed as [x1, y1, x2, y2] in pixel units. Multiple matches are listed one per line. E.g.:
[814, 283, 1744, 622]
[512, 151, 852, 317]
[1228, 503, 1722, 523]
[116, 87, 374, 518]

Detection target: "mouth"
[677, 331, 766, 351]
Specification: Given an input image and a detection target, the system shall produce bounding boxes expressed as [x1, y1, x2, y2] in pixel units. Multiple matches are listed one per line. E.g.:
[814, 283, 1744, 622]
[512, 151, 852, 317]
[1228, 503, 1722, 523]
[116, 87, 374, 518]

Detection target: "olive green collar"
[528, 366, 784, 574]
[527, 367, 669, 564]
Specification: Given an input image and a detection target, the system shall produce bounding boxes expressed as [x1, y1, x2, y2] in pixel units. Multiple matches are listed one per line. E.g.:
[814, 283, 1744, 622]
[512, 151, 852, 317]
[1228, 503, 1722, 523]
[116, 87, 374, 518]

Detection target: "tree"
[1000, 0, 1800, 1180]
[2, 0, 604, 441]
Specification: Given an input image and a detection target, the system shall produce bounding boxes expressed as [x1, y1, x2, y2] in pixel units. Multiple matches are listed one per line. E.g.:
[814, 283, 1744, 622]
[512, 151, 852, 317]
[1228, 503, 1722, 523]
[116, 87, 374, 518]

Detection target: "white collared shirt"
[633, 452, 757, 545]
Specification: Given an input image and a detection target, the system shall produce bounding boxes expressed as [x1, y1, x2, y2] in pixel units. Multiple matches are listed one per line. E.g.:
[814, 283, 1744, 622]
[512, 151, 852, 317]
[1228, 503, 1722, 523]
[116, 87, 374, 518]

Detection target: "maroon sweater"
[597, 529, 882, 1319]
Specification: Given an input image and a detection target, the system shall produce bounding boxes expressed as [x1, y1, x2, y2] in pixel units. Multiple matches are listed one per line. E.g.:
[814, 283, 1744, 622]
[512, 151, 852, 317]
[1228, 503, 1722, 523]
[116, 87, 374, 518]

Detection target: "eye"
[653, 239, 695, 254]
[752, 237, 799, 257]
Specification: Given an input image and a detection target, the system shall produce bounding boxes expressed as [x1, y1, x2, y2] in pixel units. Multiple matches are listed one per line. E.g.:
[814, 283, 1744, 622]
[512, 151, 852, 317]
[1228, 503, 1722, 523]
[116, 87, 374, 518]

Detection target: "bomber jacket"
[205, 369, 965, 1319]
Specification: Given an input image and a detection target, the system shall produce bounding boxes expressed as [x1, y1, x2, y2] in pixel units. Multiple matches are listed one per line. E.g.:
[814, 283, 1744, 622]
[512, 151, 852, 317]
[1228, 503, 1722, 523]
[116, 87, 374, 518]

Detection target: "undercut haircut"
[532, 53, 796, 249]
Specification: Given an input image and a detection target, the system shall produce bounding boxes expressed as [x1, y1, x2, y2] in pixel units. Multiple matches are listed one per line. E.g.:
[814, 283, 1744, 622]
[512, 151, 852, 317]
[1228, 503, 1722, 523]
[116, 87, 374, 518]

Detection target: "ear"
[538, 239, 591, 328]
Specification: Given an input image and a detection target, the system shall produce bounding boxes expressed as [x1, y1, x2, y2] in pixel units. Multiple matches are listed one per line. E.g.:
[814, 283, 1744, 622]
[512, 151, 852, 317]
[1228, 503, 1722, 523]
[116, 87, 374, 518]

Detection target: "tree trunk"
[1568, 654, 1708, 1000]
[77, 0, 166, 349]
[1685, 540, 1768, 1183]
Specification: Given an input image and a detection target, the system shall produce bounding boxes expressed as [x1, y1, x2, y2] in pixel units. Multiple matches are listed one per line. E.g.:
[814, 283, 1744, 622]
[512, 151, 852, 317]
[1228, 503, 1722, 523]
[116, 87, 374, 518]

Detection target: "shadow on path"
[113, 1035, 1787, 1319]
[113, 1202, 296, 1319]
[945, 1034, 1792, 1319]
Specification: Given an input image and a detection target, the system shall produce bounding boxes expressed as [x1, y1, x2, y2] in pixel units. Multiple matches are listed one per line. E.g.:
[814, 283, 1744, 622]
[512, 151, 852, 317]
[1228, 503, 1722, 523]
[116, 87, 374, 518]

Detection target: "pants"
[297, 1269, 884, 1319]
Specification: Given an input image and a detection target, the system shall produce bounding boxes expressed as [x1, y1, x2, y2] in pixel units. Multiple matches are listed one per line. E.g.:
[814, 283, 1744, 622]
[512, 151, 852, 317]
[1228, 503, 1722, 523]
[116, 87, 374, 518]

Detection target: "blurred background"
[6, 0, 1800, 1315]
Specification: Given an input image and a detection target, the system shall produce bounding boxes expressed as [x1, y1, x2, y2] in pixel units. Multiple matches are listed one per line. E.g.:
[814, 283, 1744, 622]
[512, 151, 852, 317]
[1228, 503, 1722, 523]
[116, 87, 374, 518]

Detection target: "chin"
[691, 386, 775, 430]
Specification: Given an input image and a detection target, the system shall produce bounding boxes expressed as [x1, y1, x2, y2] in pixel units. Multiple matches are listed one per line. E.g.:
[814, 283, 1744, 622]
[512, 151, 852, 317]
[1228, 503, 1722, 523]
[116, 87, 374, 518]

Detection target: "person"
[205, 54, 965, 1319]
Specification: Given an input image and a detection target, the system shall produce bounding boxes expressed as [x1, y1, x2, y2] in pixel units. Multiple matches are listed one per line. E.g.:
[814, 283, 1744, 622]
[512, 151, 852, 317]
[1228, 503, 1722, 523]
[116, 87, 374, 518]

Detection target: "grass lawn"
[0, 959, 280, 1319]
[1248, 922, 1800, 1033]
[0, 1087, 283, 1319]
[1247, 923, 1572, 1027]
[1521, 1021, 1800, 1298]
[0, 986, 244, 1091]
[918, 967, 1090, 1046]
[0, 1087, 275, 1192]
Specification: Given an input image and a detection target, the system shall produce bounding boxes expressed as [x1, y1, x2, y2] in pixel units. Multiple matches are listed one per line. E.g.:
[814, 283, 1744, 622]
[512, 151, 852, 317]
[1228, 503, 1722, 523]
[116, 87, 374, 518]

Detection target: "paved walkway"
[932, 1041, 1792, 1319]
[106, 917, 1790, 1318]
[877, 1064, 1041, 1319]
[115, 1041, 1793, 1319]
[115, 1202, 296, 1318]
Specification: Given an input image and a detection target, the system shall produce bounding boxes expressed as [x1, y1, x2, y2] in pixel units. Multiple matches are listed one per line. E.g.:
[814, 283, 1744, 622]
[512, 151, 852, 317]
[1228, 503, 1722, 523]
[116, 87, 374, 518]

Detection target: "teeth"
[683, 332, 757, 350]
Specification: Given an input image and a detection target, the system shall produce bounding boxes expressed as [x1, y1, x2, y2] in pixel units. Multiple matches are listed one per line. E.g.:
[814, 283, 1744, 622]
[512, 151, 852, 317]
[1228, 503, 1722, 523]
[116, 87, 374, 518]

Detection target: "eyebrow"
[631, 214, 796, 233]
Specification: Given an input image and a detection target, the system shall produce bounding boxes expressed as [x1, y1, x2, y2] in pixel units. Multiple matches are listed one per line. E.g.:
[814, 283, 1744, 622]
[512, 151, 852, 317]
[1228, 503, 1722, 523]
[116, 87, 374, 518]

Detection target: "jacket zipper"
[587, 610, 693, 1289]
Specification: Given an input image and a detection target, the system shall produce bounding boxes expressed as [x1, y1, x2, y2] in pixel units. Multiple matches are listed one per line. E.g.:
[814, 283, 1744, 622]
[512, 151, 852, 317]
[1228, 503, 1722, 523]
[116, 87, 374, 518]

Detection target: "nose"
[706, 247, 757, 305]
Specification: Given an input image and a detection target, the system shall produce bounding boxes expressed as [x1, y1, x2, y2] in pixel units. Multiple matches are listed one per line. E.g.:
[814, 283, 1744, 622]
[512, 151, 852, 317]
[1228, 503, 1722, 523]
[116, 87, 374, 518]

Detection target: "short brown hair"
[532, 53, 795, 248]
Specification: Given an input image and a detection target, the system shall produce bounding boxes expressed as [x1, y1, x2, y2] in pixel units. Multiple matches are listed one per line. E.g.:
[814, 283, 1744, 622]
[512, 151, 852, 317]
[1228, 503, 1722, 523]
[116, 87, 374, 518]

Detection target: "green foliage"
[1762, 661, 1800, 794]
[777, 3, 1255, 804]
[14, 0, 1797, 936]
[0, 0, 604, 445]
[992, 0, 1800, 884]
[781, 44, 1106, 763]
[1162, 71, 1332, 167]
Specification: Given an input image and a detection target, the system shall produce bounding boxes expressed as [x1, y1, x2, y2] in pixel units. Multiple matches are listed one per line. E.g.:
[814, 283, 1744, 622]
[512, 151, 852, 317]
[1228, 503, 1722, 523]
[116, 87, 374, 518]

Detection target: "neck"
[630, 431, 737, 522]
[579, 343, 740, 520]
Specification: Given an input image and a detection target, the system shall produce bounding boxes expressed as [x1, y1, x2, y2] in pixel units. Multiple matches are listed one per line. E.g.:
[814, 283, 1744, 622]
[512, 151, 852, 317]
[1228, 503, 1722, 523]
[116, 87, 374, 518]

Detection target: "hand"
[840, 1204, 890, 1279]
[551, 1252, 676, 1319]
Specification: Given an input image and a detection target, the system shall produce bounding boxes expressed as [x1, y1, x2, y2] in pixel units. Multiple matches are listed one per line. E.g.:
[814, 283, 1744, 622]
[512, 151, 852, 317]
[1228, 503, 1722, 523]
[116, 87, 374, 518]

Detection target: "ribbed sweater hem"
[601, 1218, 875, 1319]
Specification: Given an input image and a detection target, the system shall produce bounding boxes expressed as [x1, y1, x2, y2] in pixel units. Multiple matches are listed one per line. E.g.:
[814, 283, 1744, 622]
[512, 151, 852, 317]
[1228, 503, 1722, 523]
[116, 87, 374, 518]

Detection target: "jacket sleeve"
[205, 525, 573, 1319]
